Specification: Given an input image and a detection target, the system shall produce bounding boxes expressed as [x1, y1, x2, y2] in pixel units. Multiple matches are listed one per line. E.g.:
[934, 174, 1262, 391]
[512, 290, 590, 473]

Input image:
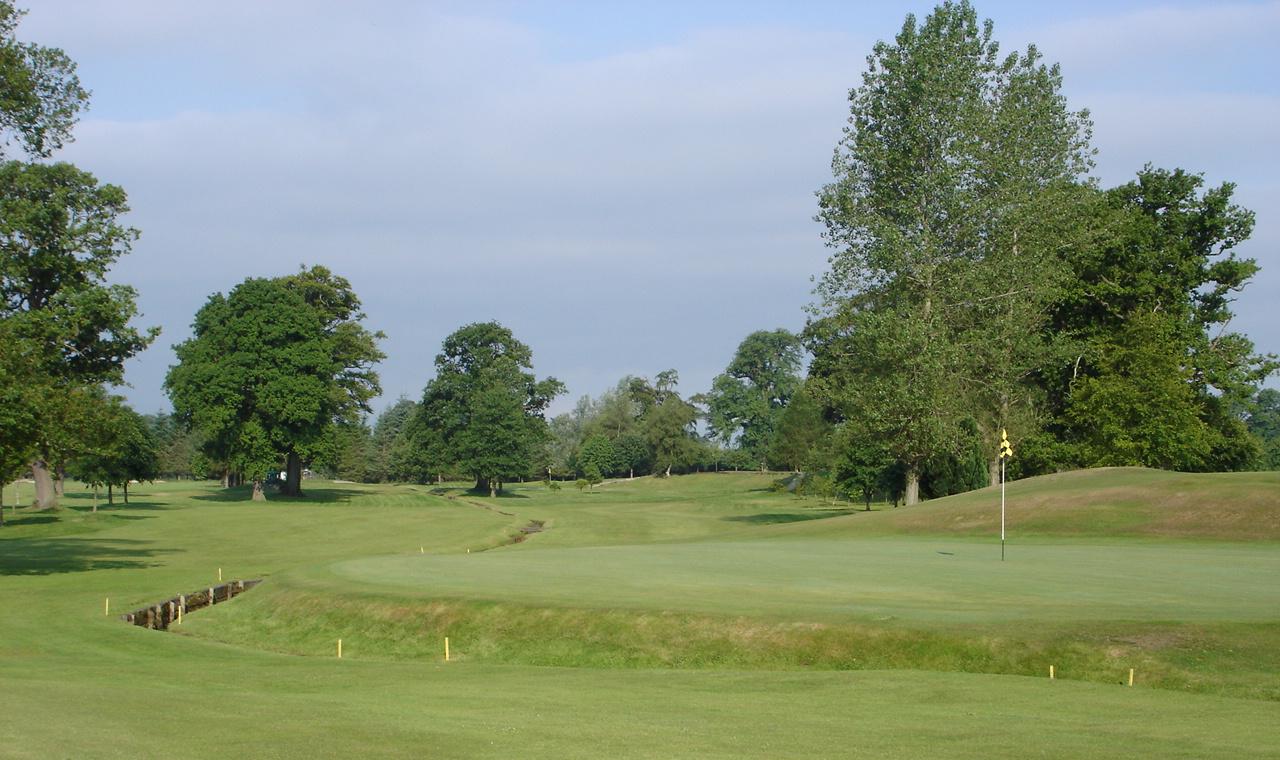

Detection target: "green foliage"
[410, 322, 563, 494]
[812, 0, 1092, 502]
[578, 434, 618, 478]
[1246, 389, 1280, 470]
[368, 396, 418, 482]
[766, 383, 830, 472]
[166, 278, 333, 495]
[704, 329, 803, 463]
[0, 2, 89, 160]
[643, 386, 699, 477]
[1048, 168, 1276, 471]
[68, 395, 158, 503]
[832, 425, 894, 509]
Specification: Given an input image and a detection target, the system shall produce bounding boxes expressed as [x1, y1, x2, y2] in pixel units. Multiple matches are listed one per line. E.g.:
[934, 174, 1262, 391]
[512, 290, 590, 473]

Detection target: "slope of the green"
[769, 467, 1280, 541]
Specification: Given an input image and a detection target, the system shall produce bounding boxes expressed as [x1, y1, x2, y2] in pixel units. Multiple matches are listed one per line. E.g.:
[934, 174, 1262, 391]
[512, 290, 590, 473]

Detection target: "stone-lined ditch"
[122, 579, 261, 630]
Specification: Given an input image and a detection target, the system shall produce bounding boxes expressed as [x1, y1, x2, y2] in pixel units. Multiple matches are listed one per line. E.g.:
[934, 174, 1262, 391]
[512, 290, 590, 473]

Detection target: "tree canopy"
[409, 322, 563, 495]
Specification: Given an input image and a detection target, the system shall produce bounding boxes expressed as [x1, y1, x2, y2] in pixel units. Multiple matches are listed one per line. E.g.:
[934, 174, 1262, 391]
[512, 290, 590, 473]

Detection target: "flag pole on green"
[999, 429, 1014, 561]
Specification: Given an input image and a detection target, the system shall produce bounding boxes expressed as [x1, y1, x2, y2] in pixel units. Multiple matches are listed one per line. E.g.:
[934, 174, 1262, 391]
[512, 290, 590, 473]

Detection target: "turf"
[1, 471, 1278, 757]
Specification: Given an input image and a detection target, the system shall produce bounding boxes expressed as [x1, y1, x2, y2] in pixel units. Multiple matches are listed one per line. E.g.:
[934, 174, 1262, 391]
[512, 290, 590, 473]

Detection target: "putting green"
[332, 538, 1280, 624]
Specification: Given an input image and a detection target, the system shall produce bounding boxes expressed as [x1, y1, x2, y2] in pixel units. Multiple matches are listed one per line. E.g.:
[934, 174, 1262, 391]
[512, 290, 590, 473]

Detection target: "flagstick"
[1000, 457, 1006, 562]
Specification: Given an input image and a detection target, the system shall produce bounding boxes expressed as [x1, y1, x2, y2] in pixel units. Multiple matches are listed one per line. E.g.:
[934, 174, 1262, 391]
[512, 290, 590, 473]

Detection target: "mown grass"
[2, 470, 1278, 757]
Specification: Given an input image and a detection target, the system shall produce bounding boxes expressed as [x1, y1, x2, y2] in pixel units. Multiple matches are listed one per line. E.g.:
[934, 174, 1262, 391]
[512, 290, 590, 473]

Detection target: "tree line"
[2, 1, 1277, 511]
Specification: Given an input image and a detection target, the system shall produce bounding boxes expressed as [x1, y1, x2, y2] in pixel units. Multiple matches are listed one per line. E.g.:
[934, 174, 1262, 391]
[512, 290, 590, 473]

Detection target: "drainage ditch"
[121, 579, 262, 630]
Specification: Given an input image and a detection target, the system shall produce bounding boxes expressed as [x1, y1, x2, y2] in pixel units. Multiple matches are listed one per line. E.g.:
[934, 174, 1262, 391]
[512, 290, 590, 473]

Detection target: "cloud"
[18, 2, 1280, 412]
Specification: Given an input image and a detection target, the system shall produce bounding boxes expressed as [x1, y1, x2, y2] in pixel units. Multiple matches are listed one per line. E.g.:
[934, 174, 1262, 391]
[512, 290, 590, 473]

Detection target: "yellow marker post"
[445, 637, 450, 662]
[420, 546, 424, 554]
[104, 597, 110, 616]
[1128, 668, 1134, 687]
[337, 639, 343, 659]
[1049, 665, 1055, 680]
[218, 567, 222, 582]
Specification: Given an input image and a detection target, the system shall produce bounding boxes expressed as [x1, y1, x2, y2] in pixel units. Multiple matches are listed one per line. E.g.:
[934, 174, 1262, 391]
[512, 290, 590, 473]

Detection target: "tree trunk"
[55, 470, 65, 496]
[988, 458, 1001, 488]
[107, 483, 114, 506]
[221, 469, 230, 488]
[905, 466, 920, 506]
[474, 476, 488, 493]
[92, 486, 98, 513]
[123, 482, 129, 504]
[629, 468, 634, 479]
[664, 465, 671, 478]
[251, 479, 266, 501]
[489, 482, 497, 498]
[31, 460, 57, 509]
[281, 451, 303, 497]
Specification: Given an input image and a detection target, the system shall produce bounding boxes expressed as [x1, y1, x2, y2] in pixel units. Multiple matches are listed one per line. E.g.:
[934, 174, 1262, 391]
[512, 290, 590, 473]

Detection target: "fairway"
[3, 471, 1279, 758]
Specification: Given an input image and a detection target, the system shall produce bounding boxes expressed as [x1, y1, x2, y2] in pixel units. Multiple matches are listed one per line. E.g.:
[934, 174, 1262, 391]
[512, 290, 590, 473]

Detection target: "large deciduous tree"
[275, 265, 385, 494]
[0, 161, 156, 508]
[0, 1, 89, 160]
[167, 278, 335, 500]
[812, 0, 1091, 503]
[410, 322, 563, 496]
[0, 4, 153, 510]
[704, 329, 803, 469]
[1047, 167, 1275, 471]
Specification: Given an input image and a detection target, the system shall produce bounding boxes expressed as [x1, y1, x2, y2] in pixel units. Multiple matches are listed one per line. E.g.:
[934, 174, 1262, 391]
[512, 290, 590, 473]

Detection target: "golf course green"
[2, 469, 1277, 758]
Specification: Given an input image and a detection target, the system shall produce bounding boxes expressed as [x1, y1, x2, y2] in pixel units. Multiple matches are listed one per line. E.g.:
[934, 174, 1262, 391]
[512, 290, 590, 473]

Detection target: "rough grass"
[778, 467, 1280, 540]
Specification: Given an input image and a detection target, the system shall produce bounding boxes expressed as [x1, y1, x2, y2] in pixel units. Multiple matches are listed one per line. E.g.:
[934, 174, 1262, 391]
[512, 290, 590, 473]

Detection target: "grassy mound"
[772, 467, 1280, 541]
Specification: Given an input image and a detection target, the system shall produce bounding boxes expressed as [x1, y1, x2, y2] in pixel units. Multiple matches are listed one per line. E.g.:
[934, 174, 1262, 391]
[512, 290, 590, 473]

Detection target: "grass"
[1, 471, 1278, 757]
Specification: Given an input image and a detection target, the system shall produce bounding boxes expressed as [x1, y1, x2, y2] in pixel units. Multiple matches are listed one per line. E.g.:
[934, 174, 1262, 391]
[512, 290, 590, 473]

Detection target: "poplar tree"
[812, 1, 1091, 502]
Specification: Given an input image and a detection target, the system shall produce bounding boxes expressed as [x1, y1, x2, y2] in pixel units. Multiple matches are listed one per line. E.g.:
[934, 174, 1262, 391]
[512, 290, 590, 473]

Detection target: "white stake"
[1001, 457, 1006, 562]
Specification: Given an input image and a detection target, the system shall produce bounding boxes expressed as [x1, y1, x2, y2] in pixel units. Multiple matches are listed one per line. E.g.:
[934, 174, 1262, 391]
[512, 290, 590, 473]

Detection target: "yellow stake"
[420, 546, 424, 553]
[218, 567, 222, 582]
[337, 639, 343, 659]
[1049, 665, 1055, 679]
[445, 637, 450, 662]
[104, 597, 109, 616]
[1128, 668, 1134, 687]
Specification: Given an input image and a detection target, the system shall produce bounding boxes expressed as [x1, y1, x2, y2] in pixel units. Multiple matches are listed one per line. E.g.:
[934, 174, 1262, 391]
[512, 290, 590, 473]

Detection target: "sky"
[17, 0, 1280, 418]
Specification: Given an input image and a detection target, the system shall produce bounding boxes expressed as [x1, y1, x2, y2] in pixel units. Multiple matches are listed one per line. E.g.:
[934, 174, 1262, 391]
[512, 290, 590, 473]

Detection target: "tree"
[813, 1, 1092, 503]
[766, 382, 830, 473]
[577, 434, 618, 481]
[833, 426, 894, 511]
[704, 329, 803, 468]
[275, 265, 384, 494]
[1245, 389, 1280, 471]
[0, 161, 156, 507]
[1063, 312, 1216, 470]
[369, 397, 417, 482]
[166, 278, 334, 501]
[1048, 167, 1275, 471]
[0, 2, 89, 160]
[411, 322, 563, 496]
[69, 397, 158, 508]
[643, 381, 699, 477]
[614, 433, 650, 479]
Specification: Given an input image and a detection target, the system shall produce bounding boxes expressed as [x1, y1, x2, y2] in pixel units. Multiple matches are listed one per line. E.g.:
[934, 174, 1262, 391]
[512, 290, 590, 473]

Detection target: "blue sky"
[19, 1, 1280, 416]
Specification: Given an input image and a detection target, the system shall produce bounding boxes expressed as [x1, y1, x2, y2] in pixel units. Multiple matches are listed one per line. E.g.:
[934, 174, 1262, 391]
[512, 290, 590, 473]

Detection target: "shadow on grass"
[725, 509, 856, 525]
[192, 486, 376, 504]
[0, 536, 172, 576]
